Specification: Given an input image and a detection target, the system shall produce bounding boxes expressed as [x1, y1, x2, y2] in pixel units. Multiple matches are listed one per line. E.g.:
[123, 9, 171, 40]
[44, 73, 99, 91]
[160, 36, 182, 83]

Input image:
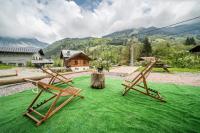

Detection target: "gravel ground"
[0, 71, 91, 96]
[0, 71, 200, 96]
[124, 72, 200, 86]
[109, 66, 138, 75]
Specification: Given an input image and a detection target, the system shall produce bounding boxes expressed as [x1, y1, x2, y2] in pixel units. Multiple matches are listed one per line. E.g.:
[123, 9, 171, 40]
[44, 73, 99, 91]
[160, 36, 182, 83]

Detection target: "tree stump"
[91, 72, 105, 89]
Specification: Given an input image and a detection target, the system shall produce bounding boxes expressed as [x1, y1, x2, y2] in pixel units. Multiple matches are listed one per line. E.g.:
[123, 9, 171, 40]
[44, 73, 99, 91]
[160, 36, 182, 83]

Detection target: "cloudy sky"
[0, 0, 200, 43]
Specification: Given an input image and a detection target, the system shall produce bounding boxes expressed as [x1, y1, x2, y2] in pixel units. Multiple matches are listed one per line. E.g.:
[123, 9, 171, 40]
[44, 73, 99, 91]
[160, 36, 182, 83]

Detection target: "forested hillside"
[44, 37, 131, 65]
[44, 37, 111, 56]
[44, 22, 200, 67]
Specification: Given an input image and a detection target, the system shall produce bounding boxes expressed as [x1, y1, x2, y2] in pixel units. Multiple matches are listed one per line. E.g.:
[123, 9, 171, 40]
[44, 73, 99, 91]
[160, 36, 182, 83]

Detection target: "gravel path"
[0, 71, 91, 96]
[124, 72, 200, 86]
[0, 71, 200, 96]
[109, 66, 138, 75]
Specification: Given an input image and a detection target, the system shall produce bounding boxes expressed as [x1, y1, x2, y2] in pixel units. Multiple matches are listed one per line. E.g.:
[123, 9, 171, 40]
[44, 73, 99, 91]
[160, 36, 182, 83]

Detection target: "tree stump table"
[91, 72, 105, 89]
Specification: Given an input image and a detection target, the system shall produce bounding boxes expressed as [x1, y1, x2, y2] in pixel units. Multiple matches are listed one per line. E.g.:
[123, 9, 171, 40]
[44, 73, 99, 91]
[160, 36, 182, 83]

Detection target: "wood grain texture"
[91, 72, 105, 89]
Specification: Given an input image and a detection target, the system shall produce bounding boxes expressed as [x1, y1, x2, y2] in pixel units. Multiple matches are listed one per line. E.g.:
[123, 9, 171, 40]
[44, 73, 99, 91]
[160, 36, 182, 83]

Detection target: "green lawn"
[0, 76, 200, 133]
[0, 64, 14, 70]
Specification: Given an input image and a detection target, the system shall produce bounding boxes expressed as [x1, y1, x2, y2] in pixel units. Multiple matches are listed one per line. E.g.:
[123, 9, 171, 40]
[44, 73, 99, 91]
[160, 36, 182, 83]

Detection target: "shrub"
[53, 58, 63, 67]
[152, 42, 200, 69]
[169, 51, 200, 68]
[26, 61, 34, 67]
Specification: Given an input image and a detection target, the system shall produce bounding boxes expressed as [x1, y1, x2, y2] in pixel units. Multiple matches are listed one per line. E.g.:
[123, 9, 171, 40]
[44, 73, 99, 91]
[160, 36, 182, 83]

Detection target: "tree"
[120, 46, 130, 65]
[152, 42, 172, 59]
[142, 37, 152, 56]
[185, 37, 196, 45]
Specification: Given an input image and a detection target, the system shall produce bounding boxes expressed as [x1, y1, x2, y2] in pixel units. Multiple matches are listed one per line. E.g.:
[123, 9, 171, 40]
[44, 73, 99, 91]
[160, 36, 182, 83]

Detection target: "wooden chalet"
[189, 45, 200, 55]
[60, 50, 91, 71]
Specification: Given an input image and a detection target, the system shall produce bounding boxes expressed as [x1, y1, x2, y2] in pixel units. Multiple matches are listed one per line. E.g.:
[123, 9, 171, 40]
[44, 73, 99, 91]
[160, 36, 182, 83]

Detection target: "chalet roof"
[189, 45, 200, 53]
[0, 47, 44, 55]
[61, 50, 83, 58]
[60, 50, 91, 60]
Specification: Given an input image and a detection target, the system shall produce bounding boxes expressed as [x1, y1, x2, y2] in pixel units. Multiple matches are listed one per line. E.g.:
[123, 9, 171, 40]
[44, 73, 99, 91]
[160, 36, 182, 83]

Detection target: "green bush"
[53, 58, 63, 67]
[26, 61, 34, 67]
[152, 42, 200, 69]
[169, 51, 200, 68]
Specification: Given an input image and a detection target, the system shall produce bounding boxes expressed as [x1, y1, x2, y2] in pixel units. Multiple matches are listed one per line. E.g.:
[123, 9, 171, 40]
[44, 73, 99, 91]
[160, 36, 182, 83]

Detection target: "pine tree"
[185, 37, 196, 45]
[142, 37, 152, 56]
[190, 37, 196, 45]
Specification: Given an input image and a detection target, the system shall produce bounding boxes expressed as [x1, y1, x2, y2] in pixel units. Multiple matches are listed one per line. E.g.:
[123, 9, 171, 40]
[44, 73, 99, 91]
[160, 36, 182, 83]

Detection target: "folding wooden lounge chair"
[23, 79, 84, 126]
[41, 67, 72, 85]
[122, 60, 166, 102]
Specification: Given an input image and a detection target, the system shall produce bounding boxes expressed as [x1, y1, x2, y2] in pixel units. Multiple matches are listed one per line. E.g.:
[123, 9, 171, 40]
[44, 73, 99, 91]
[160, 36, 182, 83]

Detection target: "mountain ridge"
[0, 36, 49, 48]
[103, 22, 200, 38]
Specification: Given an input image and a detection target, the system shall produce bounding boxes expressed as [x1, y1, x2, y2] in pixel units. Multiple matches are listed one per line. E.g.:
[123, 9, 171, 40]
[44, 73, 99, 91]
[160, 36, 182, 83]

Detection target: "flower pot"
[97, 67, 103, 73]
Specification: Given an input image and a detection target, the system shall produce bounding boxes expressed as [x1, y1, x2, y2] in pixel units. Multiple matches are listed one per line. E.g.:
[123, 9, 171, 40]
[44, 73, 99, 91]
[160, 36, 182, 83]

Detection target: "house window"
[83, 60, 87, 65]
[75, 60, 78, 65]
[67, 51, 70, 56]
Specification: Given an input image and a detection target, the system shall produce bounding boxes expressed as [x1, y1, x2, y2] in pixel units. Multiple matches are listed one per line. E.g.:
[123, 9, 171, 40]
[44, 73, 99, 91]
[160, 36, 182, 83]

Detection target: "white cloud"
[0, 0, 199, 43]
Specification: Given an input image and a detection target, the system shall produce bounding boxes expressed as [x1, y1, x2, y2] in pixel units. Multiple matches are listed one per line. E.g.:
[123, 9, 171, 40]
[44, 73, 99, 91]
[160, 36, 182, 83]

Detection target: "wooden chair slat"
[41, 67, 72, 85]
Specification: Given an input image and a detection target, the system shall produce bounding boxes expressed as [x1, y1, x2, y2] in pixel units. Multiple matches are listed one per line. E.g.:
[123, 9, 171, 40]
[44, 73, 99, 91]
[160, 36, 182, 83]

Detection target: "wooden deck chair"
[41, 67, 72, 85]
[23, 79, 84, 126]
[122, 60, 166, 102]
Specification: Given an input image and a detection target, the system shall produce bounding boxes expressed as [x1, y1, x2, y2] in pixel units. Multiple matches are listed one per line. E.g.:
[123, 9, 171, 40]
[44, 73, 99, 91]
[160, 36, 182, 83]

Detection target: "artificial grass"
[0, 76, 200, 133]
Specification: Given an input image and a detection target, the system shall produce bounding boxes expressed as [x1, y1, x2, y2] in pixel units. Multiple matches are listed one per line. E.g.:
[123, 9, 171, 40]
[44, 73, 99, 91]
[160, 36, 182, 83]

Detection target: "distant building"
[189, 45, 200, 55]
[0, 47, 53, 67]
[60, 50, 91, 71]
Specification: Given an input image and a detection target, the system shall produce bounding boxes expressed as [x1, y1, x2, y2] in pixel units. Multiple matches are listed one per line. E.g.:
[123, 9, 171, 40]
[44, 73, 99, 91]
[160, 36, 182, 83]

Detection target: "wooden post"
[91, 72, 105, 89]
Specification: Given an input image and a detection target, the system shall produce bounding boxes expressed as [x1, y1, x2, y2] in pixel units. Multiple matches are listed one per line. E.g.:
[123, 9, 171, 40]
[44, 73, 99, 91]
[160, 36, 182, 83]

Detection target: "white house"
[0, 47, 53, 67]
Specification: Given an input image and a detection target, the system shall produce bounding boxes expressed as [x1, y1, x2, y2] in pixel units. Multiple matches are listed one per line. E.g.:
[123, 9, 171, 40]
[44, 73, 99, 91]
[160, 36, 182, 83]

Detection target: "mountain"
[44, 22, 200, 57]
[103, 22, 200, 38]
[103, 29, 136, 38]
[0, 37, 49, 48]
[151, 22, 200, 35]
[44, 37, 111, 57]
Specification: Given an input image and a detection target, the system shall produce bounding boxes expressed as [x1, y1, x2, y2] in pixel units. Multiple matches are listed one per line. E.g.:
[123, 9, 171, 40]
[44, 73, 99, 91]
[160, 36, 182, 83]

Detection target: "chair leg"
[77, 95, 84, 99]
[122, 87, 130, 96]
[36, 121, 42, 126]
[141, 74, 149, 94]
